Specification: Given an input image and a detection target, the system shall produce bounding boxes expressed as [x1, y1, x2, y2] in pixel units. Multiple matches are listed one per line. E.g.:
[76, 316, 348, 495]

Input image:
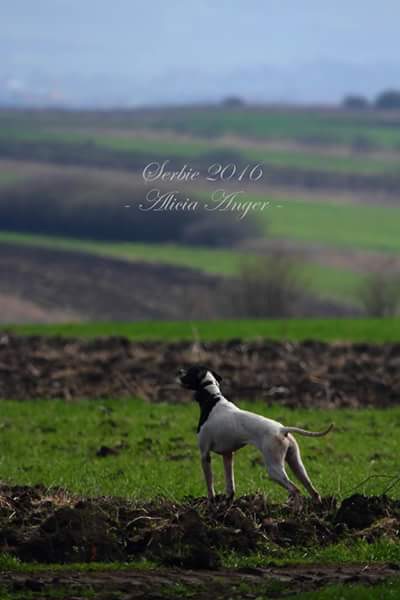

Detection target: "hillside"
[0, 106, 399, 322]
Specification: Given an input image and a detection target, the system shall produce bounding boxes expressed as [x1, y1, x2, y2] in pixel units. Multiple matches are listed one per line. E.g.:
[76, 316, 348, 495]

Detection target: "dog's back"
[198, 400, 283, 454]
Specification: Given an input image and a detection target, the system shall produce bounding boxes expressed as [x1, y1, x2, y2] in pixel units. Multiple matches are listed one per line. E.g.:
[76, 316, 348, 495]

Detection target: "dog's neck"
[199, 372, 221, 396]
[199, 380, 221, 396]
[195, 372, 225, 433]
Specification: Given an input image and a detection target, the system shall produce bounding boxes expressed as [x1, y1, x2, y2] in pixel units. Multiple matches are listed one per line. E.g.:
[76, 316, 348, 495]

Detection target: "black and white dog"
[179, 365, 333, 506]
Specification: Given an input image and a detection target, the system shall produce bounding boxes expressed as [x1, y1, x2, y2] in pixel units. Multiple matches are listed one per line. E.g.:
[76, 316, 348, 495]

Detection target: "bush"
[342, 95, 369, 109]
[182, 213, 262, 248]
[231, 252, 307, 317]
[375, 89, 400, 110]
[358, 266, 400, 317]
[221, 96, 245, 108]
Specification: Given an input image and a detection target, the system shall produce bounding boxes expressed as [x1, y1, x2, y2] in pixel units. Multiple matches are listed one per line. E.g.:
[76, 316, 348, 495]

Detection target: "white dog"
[179, 365, 333, 506]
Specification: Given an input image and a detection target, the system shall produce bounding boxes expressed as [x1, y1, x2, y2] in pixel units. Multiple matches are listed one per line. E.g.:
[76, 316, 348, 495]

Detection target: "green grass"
[0, 398, 399, 501]
[0, 172, 19, 186]
[222, 539, 400, 569]
[7, 317, 400, 343]
[0, 553, 155, 573]
[294, 580, 400, 599]
[261, 198, 400, 253]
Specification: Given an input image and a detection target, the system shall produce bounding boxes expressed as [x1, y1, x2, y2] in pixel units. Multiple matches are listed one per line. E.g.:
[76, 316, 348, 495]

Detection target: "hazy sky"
[2, 1, 400, 105]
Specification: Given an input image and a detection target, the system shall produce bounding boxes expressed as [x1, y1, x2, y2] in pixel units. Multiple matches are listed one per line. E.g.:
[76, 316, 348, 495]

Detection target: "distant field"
[1, 125, 400, 177]
[135, 107, 400, 149]
[261, 198, 400, 253]
[3, 107, 400, 149]
[0, 172, 19, 185]
[0, 231, 365, 303]
[7, 317, 400, 343]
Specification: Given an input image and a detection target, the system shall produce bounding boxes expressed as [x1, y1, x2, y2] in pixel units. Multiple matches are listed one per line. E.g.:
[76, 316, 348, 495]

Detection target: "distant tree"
[231, 252, 307, 318]
[357, 264, 400, 317]
[342, 95, 369, 109]
[221, 96, 245, 108]
[375, 89, 400, 110]
[351, 134, 379, 153]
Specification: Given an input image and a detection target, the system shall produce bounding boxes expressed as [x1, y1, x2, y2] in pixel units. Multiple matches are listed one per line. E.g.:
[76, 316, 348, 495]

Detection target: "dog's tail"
[281, 423, 334, 438]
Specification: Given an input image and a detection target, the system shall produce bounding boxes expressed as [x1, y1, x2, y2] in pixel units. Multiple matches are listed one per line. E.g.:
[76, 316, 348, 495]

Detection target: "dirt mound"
[1, 334, 400, 407]
[1, 485, 400, 568]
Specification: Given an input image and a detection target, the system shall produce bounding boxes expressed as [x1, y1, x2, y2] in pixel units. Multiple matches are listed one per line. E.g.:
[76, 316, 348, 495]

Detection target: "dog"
[179, 365, 333, 506]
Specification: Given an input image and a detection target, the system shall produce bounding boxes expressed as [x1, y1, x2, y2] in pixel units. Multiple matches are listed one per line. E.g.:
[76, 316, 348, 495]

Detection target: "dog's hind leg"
[262, 439, 301, 507]
[222, 452, 235, 500]
[285, 435, 321, 503]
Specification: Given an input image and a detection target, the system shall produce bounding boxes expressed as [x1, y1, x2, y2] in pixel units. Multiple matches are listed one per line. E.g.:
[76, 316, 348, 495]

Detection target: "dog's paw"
[287, 494, 303, 512]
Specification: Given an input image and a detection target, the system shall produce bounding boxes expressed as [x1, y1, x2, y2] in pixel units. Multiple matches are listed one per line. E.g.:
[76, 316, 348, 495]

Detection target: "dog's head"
[178, 365, 222, 391]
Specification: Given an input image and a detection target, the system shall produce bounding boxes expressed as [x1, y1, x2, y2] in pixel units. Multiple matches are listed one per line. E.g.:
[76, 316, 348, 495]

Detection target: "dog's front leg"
[223, 452, 235, 500]
[201, 452, 215, 501]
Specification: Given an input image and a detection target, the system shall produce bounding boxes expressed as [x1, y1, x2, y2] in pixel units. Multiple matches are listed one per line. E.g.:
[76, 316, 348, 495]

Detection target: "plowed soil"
[1, 485, 400, 598]
[2, 484, 400, 566]
[1, 334, 400, 407]
[0, 243, 223, 322]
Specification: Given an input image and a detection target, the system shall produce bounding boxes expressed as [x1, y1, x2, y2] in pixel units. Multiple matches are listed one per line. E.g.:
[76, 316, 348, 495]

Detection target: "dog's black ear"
[211, 370, 223, 383]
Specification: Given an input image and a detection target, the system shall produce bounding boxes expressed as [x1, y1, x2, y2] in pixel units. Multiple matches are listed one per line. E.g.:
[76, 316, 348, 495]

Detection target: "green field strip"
[0, 171, 20, 186]
[0, 231, 365, 304]
[0, 232, 241, 275]
[249, 197, 400, 253]
[7, 317, 400, 343]
[138, 108, 400, 149]
[3, 107, 400, 149]
[1, 126, 400, 176]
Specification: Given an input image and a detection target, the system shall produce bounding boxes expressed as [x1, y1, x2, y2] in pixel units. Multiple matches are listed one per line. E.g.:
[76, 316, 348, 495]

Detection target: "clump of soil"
[1, 485, 399, 568]
[1, 334, 400, 407]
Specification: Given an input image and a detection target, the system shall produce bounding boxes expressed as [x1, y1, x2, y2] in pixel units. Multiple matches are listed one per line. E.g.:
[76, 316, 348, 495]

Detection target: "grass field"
[6, 317, 400, 343]
[1, 396, 400, 580]
[263, 199, 400, 253]
[0, 398, 398, 501]
[135, 107, 400, 149]
[3, 107, 400, 149]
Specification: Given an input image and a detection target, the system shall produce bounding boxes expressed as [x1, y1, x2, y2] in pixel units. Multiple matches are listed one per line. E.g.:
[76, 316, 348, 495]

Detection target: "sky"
[2, 1, 400, 106]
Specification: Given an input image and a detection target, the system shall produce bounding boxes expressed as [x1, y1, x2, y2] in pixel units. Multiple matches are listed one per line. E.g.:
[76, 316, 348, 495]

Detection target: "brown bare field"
[0, 243, 223, 322]
[0, 293, 79, 324]
[1, 334, 399, 407]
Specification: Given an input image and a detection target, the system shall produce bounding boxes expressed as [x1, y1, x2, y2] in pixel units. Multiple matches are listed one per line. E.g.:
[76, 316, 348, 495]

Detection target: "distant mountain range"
[1, 61, 399, 108]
